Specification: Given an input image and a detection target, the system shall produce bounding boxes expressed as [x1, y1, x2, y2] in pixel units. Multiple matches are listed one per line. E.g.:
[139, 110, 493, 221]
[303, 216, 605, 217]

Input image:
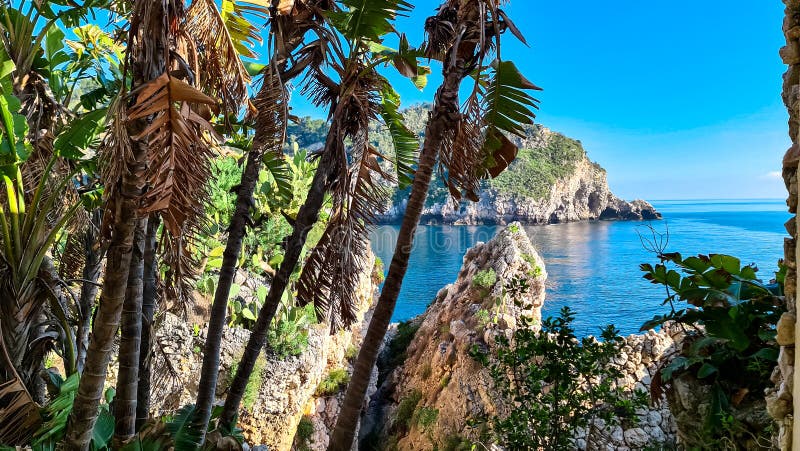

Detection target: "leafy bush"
[473, 307, 646, 449]
[472, 269, 497, 289]
[413, 406, 439, 431]
[386, 320, 420, 369]
[395, 390, 423, 429]
[267, 293, 316, 358]
[640, 252, 784, 445]
[316, 368, 350, 396]
[32, 372, 115, 450]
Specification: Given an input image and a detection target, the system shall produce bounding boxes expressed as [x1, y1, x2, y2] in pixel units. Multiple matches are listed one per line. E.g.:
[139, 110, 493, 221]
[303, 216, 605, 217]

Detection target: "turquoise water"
[369, 199, 791, 336]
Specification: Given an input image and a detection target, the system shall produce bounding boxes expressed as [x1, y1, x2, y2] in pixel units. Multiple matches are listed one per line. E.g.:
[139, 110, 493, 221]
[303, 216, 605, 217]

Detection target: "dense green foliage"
[473, 305, 646, 450]
[641, 252, 785, 446]
[489, 134, 590, 200]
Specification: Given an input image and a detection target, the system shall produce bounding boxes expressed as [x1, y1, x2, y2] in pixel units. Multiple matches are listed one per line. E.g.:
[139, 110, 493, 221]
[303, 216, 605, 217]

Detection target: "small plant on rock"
[316, 368, 350, 397]
[472, 269, 497, 290]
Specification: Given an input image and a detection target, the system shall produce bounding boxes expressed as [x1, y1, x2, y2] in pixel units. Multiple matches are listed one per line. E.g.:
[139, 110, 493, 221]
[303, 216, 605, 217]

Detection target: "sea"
[369, 199, 791, 336]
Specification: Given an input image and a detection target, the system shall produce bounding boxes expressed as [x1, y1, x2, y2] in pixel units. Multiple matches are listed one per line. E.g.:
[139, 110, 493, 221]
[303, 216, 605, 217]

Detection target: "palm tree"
[112, 216, 148, 447]
[191, 0, 330, 438]
[328, 1, 540, 448]
[216, 0, 425, 432]
[136, 214, 160, 429]
[65, 0, 231, 445]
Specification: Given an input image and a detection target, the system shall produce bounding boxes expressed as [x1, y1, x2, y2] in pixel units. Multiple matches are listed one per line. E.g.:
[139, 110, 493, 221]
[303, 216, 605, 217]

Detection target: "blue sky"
[288, 1, 789, 200]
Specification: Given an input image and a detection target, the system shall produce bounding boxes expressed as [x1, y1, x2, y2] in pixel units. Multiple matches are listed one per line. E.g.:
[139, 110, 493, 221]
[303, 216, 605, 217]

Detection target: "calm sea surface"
[369, 199, 791, 336]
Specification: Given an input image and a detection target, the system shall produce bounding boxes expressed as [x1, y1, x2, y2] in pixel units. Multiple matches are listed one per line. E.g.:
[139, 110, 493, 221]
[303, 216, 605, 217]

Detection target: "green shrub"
[316, 368, 350, 396]
[395, 390, 423, 429]
[386, 320, 419, 369]
[296, 415, 314, 444]
[267, 293, 316, 358]
[472, 269, 497, 289]
[414, 406, 439, 431]
[507, 224, 520, 233]
[345, 344, 359, 360]
[472, 307, 646, 449]
[439, 375, 450, 389]
[641, 252, 785, 446]
[442, 435, 475, 451]
[475, 309, 490, 327]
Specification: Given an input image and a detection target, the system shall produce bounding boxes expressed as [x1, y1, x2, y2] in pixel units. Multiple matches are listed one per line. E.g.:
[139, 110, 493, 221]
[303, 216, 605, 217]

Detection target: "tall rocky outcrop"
[362, 224, 678, 450]
[378, 126, 660, 225]
[767, 2, 800, 449]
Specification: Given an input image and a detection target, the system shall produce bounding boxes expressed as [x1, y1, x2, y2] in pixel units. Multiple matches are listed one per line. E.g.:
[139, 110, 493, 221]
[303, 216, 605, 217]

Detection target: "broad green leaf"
[696, 363, 717, 379]
[54, 108, 107, 159]
[241, 308, 256, 321]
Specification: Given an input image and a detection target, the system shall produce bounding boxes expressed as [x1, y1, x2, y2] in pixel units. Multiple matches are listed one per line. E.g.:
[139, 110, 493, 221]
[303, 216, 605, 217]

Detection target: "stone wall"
[118, 252, 379, 451]
[766, 1, 800, 448]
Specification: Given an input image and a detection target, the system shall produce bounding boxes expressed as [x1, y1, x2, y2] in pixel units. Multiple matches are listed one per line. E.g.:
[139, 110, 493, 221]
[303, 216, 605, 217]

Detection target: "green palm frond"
[481, 59, 541, 141]
[379, 84, 418, 189]
[166, 404, 204, 450]
[328, 0, 412, 43]
[478, 59, 541, 179]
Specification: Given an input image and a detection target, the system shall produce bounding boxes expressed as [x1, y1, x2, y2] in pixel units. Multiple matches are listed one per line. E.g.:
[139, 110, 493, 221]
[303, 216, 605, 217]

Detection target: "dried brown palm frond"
[58, 232, 87, 281]
[434, 0, 540, 205]
[251, 61, 288, 158]
[184, 0, 260, 115]
[297, 135, 393, 329]
[127, 72, 219, 239]
[158, 226, 199, 317]
[0, 377, 41, 445]
[97, 96, 134, 242]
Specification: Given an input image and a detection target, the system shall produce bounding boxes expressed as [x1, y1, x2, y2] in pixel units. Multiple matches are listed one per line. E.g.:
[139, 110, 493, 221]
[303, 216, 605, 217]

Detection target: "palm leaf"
[166, 404, 204, 450]
[0, 377, 41, 445]
[297, 138, 392, 328]
[328, 0, 413, 43]
[184, 0, 264, 114]
[378, 84, 418, 189]
[127, 72, 218, 239]
[261, 151, 293, 206]
[476, 60, 540, 179]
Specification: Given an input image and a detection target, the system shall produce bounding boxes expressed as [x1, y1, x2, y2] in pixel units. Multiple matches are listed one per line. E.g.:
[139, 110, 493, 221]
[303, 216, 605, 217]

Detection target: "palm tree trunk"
[65, 140, 147, 450]
[113, 215, 148, 447]
[193, 146, 264, 439]
[218, 145, 335, 429]
[192, 29, 318, 437]
[136, 214, 160, 429]
[76, 210, 102, 374]
[66, 0, 167, 446]
[328, 68, 464, 450]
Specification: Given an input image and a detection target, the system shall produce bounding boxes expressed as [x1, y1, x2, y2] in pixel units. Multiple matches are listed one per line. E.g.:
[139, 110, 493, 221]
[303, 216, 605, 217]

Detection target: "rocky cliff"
[110, 253, 380, 450]
[377, 125, 661, 225]
[361, 224, 679, 450]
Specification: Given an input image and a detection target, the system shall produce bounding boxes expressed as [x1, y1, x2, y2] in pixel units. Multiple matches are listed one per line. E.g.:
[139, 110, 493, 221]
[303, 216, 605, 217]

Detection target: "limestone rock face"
[362, 224, 678, 450]
[135, 252, 379, 451]
[378, 129, 660, 225]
